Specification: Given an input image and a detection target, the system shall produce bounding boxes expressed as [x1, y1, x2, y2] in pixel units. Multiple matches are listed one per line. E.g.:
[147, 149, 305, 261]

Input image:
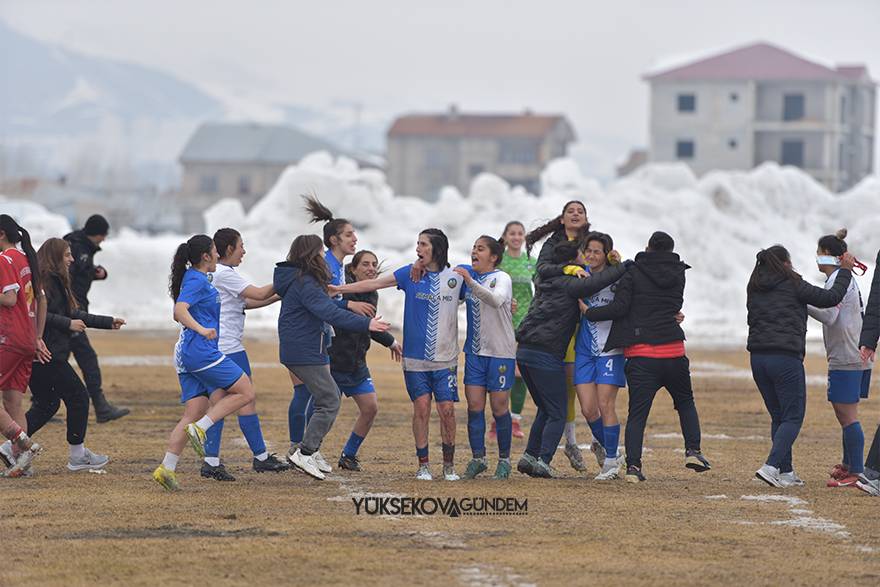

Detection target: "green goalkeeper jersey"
[499, 251, 536, 328]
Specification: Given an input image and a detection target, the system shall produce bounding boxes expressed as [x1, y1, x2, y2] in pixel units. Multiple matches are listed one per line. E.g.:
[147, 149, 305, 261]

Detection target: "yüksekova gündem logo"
[352, 495, 528, 517]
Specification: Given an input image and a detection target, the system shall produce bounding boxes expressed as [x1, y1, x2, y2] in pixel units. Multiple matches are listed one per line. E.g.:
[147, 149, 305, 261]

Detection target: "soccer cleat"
[185, 423, 207, 458]
[152, 464, 180, 491]
[67, 448, 110, 471]
[253, 454, 290, 473]
[3, 441, 42, 478]
[489, 420, 497, 440]
[829, 463, 850, 480]
[595, 460, 621, 481]
[564, 443, 587, 472]
[511, 419, 525, 439]
[531, 458, 558, 479]
[201, 462, 236, 481]
[416, 464, 433, 481]
[625, 465, 646, 483]
[338, 453, 362, 471]
[827, 474, 859, 488]
[462, 457, 488, 479]
[289, 449, 325, 480]
[590, 440, 606, 467]
[755, 464, 784, 488]
[516, 453, 537, 476]
[0, 440, 15, 468]
[443, 463, 460, 481]
[855, 474, 880, 496]
[779, 471, 805, 487]
[313, 451, 332, 474]
[685, 449, 712, 472]
[493, 460, 511, 480]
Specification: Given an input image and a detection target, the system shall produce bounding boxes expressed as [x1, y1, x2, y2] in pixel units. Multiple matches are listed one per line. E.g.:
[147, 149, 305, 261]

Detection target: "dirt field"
[3, 331, 879, 586]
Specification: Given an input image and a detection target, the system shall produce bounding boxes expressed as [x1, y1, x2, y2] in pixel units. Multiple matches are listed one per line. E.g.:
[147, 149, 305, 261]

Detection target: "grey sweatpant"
[285, 364, 340, 454]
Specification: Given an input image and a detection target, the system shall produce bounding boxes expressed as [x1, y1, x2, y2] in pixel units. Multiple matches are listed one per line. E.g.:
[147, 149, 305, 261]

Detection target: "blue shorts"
[464, 355, 515, 392]
[339, 377, 376, 397]
[827, 369, 871, 404]
[179, 357, 245, 403]
[226, 350, 252, 377]
[574, 353, 626, 387]
[403, 368, 459, 403]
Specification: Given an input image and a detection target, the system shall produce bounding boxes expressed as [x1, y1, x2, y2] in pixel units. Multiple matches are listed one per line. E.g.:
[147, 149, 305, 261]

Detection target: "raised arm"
[241, 283, 275, 301]
[333, 272, 398, 295]
[469, 273, 512, 309]
[564, 263, 628, 299]
[300, 277, 372, 332]
[794, 269, 851, 308]
[582, 272, 633, 322]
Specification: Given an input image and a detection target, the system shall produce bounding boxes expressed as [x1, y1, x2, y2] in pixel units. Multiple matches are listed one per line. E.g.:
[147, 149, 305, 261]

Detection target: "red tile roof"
[388, 112, 573, 139]
[645, 42, 871, 83]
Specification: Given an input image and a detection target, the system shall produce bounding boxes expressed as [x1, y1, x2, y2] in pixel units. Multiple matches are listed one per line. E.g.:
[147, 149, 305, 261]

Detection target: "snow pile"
[3, 154, 879, 343]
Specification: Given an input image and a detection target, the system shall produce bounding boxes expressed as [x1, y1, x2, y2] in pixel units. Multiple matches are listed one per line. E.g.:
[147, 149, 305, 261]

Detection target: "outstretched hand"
[369, 316, 391, 333]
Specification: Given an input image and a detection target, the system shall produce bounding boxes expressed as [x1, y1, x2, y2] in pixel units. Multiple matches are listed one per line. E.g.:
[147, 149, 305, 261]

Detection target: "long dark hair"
[37, 238, 76, 313]
[420, 228, 450, 269]
[818, 228, 848, 256]
[287, 234, 331, 290]
[214, 227, 241, 259]
[303, 194, 351, 250]
[0, 214, 41, 296]
[498, 220, 525, 249]
[747, 245, 801, 293]
[525, 200, 590, 255]
[477, 235, 504, 267]
[169, 234, 214, 300]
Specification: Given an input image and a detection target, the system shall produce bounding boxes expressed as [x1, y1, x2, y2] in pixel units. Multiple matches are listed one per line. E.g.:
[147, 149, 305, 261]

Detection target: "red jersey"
[0, 248, 36, 354]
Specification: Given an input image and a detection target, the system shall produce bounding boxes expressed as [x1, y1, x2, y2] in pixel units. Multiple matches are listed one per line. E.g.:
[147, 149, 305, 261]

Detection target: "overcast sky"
[3, 0, 879, 177]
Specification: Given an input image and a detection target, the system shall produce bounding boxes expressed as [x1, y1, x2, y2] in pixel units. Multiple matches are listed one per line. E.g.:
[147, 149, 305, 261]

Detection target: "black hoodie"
[64, 229, 105, 311]
[746, 266, 851, 360]
[582, 250, 690, 351]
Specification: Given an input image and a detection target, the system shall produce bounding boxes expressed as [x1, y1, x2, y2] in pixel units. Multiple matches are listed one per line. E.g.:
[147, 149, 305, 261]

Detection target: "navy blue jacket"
[274, 262, 371, 366]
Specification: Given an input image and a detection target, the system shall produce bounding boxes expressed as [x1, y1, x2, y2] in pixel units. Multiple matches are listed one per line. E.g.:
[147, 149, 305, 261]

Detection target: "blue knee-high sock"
[494, 411, 512, 459]
[842, 431, 849, 466]
[306, 396, 316, 424]
[204, 418, 224, 458]
[588, 417, 605, 447]
[238, 413, 267, 457]
[844, 421, 865, 474]
[468, 410, 487, 458]
[289, 384, 312, 444]
[604, 423, 621, 459]
[343, 432, 365, 458]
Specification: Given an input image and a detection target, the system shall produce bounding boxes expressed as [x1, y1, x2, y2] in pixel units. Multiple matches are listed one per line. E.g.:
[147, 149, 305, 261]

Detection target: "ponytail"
[0, 214, 41, 297]
[747, 245, 801, 294]
[303, 193, 351, 249]
[169, 234, 214, 300]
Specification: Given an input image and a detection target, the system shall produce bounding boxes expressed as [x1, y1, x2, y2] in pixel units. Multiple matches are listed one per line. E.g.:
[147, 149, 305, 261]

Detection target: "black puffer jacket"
[64, 230, 106, 311]
[42, 273, 114, 363]
[516, 264, 629, 359]
[859, 249, 880, 350]
[583, 251, 689, 351]
[535, 231, 568, 280]
[747, 267, 851, 360]
[328, 270, 395, 375]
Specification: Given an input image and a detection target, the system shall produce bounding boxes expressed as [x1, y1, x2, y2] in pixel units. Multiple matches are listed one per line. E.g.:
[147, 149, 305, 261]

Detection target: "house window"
[783, 94, 805, 121]
[677, 94, 696, 112]
[468, 164, 485, 177]
[199, 175, 219, 194]
[728, 139, 738, 149]
[237, 175, 251, 196]
[730, 92, 739, 102]
[499, 139, 539, 164]
[781, 140, 804, 167]
[676, 140, 695, 159]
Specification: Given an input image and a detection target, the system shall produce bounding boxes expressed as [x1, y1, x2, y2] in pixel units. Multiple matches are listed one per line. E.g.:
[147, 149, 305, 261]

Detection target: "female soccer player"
[807, 229, 872, 488]
[0, 215, 47, 477]
[332, 228, 464, 481]
[274, 235, 389, 480]
[330, 250, 403, 471]
[456, 236, 516, 480]
[498, 221, 534, 439]
[197, 228, 288, 481]
[747, 244, 854, 487]
[25, 238, 121, 472]
[152, 235, 258, 491]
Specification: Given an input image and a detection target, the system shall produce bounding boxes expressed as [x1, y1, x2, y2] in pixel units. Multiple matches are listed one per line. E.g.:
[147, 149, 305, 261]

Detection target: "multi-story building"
[645, 42, 875, 191]
[386, 107, 575, 199]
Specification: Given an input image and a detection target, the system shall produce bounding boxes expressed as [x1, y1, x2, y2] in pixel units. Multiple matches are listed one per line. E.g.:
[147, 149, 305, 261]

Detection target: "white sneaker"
[594, 460, 621, 481]
[756, 464, 784, 488]
[0, 440, 15, 468]
[416, 464, 433, 481]
[779, 470, 804, 487]
[67, 447, 110, 471]
[312, 450, 332, 474]
[290, 449, 325, 480]
[443, 464, 460, 481]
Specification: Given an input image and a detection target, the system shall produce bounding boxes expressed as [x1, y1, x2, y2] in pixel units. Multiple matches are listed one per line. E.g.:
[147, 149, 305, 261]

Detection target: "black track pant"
[27, 361, 89, 445]
[866, 423, 880, 477]
[624, 356, 702, 469]
[70, 331, 103, 402]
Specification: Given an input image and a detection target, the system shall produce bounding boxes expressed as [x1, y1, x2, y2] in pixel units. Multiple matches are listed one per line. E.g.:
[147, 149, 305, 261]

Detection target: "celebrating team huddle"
[2, 199, 880, 497]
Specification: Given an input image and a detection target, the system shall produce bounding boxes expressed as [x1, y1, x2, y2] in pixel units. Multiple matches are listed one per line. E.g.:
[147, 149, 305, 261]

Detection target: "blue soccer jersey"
[393, 264, 463, 370]
[460, 266, 516, 359]
[575, 273, 622, 358]
[173, 268, 225, 373]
